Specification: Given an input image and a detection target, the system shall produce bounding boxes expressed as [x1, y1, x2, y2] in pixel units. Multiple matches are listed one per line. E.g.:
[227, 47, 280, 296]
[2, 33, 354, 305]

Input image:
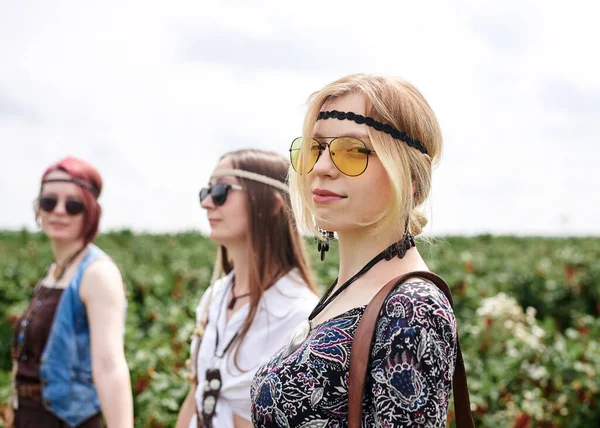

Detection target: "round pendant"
[203, 395, 216, 414]
[281, 319, 311, 360]
[209, 378, 221, 391]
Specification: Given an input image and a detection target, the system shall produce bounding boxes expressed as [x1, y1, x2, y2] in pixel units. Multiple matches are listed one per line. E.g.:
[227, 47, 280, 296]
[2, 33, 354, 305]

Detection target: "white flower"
[531, 325, 543, 338]
[476, 293, 524, 320]
[460, 251, 473, 262]
[566, 328, 578, 340]
[528, 365, 549, 381]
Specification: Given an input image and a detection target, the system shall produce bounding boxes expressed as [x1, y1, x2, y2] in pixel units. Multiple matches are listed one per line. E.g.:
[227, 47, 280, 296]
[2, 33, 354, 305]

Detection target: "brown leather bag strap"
[348, 271, 475, 428]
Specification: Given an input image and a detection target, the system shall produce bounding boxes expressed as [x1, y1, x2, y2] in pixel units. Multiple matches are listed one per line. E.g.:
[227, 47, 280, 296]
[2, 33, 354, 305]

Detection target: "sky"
[0, 0, 598, 236]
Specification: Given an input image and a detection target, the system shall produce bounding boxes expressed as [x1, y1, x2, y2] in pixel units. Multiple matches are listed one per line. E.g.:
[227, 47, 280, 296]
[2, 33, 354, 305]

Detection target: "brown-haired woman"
[175, 149, 319, 428]
[8, 157, 132, 428]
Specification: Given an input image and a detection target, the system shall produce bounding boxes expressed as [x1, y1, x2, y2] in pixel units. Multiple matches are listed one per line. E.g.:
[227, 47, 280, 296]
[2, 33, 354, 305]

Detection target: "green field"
[1, 231, 599, 427]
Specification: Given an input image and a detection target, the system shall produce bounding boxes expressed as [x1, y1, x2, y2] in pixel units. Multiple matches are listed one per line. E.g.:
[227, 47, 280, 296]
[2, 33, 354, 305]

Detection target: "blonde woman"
[251, 75, 462, 426]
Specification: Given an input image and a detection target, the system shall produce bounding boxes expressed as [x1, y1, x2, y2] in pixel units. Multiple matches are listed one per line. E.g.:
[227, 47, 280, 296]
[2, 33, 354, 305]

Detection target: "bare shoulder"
[84, 257, 123, 283]
[80, 257, 125, 302]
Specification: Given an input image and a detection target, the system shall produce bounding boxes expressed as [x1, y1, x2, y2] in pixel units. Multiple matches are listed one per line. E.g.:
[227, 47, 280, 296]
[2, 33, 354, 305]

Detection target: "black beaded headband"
[41, 178, 100, 198]
[317, 110, 428, 155]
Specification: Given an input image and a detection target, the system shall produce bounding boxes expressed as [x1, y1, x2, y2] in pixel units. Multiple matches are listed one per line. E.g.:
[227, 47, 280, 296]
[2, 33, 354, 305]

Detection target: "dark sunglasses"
[38, 196, 85, 216]
[290, 136, 376, 177]
[199, 182, 243, 207]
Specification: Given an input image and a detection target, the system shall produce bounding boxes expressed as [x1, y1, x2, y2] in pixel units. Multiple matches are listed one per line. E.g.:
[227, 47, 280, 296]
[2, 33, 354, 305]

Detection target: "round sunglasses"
[289, 137, 375, 177]
[38, 196, 85, 216]
[199, 182, 243, 207]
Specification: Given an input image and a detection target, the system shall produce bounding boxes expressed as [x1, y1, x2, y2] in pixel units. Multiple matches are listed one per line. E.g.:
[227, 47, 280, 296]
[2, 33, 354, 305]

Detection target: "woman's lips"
[312, 188, 346, 204]
[49, 221, 69, 228]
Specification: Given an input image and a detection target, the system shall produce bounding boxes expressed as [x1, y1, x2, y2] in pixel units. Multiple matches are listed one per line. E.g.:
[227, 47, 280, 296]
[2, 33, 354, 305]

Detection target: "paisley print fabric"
[251, 279, 457, 428]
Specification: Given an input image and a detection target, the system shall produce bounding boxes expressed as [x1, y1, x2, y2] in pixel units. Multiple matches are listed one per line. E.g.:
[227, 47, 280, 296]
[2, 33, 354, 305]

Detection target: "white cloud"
[1, 0, 598, 236]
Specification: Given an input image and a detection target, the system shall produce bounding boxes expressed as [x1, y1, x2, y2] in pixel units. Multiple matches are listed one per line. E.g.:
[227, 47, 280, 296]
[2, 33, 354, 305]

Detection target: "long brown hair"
[215, 149, 317, 370]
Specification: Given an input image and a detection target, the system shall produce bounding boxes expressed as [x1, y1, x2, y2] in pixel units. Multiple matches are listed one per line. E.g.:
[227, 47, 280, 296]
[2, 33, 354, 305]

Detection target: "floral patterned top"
[250, 279, 457, 428]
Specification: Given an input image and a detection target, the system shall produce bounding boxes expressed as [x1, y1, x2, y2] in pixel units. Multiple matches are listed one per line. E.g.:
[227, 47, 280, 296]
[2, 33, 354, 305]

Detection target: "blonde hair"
[289, 73, 442, 239]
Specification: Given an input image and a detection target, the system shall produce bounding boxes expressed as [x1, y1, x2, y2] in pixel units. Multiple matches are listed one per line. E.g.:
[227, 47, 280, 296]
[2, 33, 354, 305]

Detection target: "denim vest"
[39, 244, 123, 427]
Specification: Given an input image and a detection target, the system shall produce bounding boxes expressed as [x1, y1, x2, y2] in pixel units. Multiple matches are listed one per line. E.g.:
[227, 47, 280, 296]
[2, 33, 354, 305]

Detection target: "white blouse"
[188, 269, 318, 428]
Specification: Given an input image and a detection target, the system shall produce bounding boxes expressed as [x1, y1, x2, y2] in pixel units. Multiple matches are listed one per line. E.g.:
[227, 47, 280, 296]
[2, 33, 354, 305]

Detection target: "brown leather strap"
[348, 271, 474, 428]
[16, 383, 42, 398]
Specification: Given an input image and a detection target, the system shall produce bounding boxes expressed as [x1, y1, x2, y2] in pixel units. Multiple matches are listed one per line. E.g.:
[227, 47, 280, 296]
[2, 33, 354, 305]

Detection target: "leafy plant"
[0, 231, 598, 427]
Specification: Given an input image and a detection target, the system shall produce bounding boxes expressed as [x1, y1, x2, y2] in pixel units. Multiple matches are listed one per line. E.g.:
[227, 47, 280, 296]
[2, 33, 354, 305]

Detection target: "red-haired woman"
[8, 157, 133, 428]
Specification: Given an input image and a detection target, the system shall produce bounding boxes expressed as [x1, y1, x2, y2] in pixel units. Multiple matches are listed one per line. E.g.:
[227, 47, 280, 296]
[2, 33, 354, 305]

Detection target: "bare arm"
[234, 413, 253, 428]
[175, 383, 197, 428]
[81, 258, 133, 428]
[4, 405, 14, 428]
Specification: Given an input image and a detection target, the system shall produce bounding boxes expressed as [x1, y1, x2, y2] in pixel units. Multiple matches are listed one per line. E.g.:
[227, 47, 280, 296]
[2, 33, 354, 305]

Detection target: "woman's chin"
[44, 229, 80, 243]
[209, 231, 245, 248]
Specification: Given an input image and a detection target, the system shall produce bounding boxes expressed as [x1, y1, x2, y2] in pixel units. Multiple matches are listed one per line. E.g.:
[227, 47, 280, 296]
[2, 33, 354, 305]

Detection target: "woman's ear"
[272, 192, 285, 217]
[34, 200, 41, 227]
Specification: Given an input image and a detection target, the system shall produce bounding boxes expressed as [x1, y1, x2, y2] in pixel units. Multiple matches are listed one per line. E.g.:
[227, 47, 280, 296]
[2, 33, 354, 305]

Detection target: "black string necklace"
[308, 233, 415, 324]
[227, 276, 250, 310]
[279, 233, 415, 361]
[202, 277, 243, 428]
[54, 245, 88, 280]
[214, 278, 241, 358]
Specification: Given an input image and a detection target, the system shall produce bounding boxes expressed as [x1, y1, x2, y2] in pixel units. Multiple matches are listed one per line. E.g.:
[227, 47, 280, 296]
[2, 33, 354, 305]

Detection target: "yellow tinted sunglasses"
[289, 137, 375, 177]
